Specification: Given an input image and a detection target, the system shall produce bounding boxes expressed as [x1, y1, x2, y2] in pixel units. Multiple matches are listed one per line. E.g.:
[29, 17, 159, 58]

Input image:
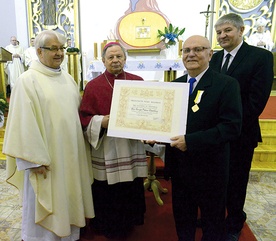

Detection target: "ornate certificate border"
[212, 0, 276, 50]
[107, 80, 189, 143]
[26, 0, 79, 47]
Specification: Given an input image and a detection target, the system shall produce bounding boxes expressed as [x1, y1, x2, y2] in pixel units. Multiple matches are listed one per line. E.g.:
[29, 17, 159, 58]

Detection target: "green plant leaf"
[157, 23, 185, 48]
[169, 23, 173, 32]
[179, 28, 185, 35]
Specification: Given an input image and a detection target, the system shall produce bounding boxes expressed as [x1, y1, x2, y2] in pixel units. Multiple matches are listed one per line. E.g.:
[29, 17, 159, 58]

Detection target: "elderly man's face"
[102, 45, 126, 75]
[37, 37, 65, 69]
[182, 36, 213, 77]
[10, 37, 18, 46]
[257, 25, 265, 33]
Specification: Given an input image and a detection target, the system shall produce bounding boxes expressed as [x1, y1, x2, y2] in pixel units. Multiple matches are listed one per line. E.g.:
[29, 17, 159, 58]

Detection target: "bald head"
[182, 35, 213, 77]
[184, 35, 211, 48]
[10, 36, 18, 46]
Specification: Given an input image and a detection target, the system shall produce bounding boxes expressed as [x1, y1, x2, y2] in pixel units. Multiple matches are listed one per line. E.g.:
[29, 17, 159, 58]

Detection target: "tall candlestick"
[178, 40, 183, 57]
[94, 43, 98, 59]
[101, 42, 105, 58]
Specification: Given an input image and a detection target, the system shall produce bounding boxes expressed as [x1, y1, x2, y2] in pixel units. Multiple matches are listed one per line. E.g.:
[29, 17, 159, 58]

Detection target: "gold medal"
[192, 104, 199, 112]
[191, 90, 203, 112]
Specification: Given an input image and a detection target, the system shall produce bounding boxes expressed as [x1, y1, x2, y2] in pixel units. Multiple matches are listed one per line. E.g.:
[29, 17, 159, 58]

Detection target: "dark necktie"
[221, 53, 231, 74]
[188, 78, 196, 95]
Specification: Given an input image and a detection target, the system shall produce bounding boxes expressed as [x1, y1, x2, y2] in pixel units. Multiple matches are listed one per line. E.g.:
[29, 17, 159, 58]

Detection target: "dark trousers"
[171, 176, 226, 241]
[226, 143, 255, 233]
[91, 178, 145, 236]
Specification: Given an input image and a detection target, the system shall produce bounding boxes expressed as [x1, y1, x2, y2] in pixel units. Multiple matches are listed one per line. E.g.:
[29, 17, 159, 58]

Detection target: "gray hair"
[34, 30, 66, 50]
[215, 13, 244, 30]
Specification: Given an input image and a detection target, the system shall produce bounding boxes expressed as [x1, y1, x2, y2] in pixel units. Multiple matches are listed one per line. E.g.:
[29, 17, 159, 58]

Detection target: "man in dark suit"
[209, 13, 274, 241]
[164, 35, 242, 241]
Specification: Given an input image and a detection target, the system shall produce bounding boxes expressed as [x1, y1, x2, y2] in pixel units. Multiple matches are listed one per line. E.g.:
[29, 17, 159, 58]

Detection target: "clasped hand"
[12, 54, 20, 58]
[31, 166, 50, 179]
[102, 114, 187, 152]
[257, 40, 266, 47]
[101, 115, 109, 129]
[145, 135, 187, 152]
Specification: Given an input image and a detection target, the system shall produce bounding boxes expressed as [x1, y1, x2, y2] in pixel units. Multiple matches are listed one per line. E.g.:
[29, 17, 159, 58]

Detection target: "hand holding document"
[107, 80, 189, 143]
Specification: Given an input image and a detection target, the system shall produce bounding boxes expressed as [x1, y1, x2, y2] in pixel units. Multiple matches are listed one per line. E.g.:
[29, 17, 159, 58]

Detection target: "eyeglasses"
[182, 46, 210, 54]
[40, 46, 66, 52]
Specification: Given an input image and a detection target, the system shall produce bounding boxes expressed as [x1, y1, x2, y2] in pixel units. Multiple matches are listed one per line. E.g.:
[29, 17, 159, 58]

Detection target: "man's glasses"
[40, 46, 66, 52]
[182, 46, 210, 54]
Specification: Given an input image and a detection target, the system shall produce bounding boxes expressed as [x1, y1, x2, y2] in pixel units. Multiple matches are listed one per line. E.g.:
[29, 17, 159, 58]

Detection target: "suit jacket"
[164, 68, 242, 188]
[209, 42, 274, 148]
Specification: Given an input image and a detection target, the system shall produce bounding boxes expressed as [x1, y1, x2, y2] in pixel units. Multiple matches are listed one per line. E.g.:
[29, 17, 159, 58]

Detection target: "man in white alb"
[24, 37, 38, 68]
[3, 30, 94, 241]
[4, 36, 25, 90]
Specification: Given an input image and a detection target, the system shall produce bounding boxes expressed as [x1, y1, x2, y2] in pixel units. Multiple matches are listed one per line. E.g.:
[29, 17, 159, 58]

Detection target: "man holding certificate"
[79, 42, 148, 239]
[164, 35, 242, 241]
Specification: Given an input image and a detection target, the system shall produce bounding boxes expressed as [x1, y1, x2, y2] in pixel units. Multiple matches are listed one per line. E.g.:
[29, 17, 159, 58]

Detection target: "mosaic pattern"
[0, 168, 275, 241]
[0, 167, 22, 241]
[245, 172, 276, 241]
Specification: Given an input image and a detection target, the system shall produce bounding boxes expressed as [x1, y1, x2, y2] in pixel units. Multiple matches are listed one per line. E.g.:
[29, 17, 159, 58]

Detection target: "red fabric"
[80, 179, 258, 241]
[79, 71, 143, 128]
[259, 96, 276, 119]
[103, 41, 120, 51]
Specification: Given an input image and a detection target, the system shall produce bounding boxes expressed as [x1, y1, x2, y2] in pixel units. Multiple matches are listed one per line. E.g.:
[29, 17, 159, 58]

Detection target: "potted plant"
[0, 93, 9, 128]
[157, 23, 185, 48]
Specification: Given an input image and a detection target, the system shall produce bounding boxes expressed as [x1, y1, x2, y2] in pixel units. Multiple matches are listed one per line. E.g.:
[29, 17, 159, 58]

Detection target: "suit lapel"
[211, 50, 224, 72]
[227, 42, 248, 75]
[191, 69, 212, 100]
[212, 42, 248, 75]
[175, 71, 213, 101]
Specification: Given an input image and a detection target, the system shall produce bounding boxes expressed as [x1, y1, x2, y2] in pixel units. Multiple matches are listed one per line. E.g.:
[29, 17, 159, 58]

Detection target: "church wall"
[0, 0, 28, 49]
[0, 0, 17, 47]
[0, 0, 213, 81]
[1, 0, 274, 83]
[79, 0, 213, 82]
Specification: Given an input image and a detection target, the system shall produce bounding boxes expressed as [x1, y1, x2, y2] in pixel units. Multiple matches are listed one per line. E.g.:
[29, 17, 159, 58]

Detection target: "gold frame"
[212, 0, 276, 50]
[117, 11, 168, 49]
[26, 0, 80, 47]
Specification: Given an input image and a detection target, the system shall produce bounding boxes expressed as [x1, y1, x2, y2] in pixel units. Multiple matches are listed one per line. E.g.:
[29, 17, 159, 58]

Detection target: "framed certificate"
[107, 80, 189, 143]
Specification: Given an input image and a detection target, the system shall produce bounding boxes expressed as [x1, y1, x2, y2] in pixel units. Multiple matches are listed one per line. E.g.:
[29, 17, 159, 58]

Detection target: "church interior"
[0, 0, 276, 240]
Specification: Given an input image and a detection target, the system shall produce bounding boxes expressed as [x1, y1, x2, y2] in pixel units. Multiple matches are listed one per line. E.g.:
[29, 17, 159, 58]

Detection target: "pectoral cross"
[200, 5, 216, 37]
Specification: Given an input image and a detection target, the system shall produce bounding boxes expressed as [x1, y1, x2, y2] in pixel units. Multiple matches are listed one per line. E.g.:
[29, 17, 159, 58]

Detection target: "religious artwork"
[200, 4, 216, 38]
[26, 0, 79, 47]
[42, 0, 57, 29]
[213, 0, 275, 50]
[136, 26, 151, 39]
[115, 0, 171, 50]
[228, 0, 263, 12]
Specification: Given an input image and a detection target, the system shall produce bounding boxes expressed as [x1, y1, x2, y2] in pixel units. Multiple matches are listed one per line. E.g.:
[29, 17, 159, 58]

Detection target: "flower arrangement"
[157, 23, 185, 48]
[0, 93, 8, 122]
[67, 47, 80, 53]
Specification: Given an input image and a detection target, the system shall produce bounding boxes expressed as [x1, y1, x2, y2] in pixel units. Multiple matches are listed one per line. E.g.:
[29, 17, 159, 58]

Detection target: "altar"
[86, 59, 186, 82]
